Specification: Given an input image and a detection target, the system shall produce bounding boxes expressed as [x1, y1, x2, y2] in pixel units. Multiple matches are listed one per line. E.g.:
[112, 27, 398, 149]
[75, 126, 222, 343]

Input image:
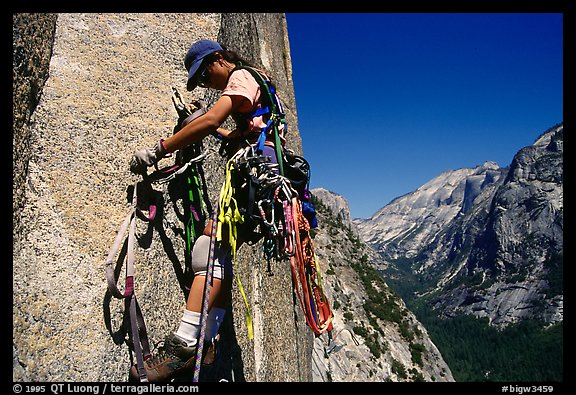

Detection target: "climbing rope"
[192, 207, 219, 383]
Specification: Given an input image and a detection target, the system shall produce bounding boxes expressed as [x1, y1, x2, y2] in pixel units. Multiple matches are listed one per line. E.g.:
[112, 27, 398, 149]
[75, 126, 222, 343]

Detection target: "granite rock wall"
[13, 13, 311, 382]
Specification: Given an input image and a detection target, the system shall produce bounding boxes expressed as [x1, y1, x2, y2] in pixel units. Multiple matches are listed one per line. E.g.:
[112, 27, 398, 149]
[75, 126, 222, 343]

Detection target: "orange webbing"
[289, 197, 333, 334]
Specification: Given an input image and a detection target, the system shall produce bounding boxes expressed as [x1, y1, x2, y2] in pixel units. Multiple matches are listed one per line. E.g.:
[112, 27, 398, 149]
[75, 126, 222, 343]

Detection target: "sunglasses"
[197, 61, 212, 88]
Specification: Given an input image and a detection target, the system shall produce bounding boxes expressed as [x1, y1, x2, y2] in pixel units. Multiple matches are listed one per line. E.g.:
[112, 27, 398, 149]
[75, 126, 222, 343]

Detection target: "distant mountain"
[312, 188, 353, 228]
[355, 161, 506, 262]
[309, 189, 454, 382]
[355, 124, 563, 328]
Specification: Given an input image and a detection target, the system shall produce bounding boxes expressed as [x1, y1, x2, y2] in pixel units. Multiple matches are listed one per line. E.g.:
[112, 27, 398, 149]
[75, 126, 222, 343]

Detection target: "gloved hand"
[129, 140, 167, 174]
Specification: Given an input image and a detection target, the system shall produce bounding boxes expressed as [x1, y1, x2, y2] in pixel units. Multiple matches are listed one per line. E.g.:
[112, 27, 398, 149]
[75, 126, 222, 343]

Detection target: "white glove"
[129, 140, 167, 174]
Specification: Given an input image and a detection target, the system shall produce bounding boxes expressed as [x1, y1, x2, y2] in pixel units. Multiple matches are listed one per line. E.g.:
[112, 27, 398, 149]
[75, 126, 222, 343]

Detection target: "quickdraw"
[282, 200, 296, 258]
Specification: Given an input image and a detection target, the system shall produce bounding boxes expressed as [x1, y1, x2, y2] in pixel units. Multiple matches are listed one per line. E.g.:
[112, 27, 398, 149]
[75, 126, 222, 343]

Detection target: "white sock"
[174, 309, 201, 347]
[206, 307, 226, 341]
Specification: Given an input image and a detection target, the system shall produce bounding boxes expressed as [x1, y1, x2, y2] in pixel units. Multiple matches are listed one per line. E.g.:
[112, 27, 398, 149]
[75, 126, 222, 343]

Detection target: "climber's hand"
[129, 140, 167, 174]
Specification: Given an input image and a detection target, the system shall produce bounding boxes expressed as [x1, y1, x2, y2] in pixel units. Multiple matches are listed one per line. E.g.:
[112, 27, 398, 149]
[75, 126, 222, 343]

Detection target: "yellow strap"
[217, 156, 244, 260]
[216, 152, 254, 340]
[235, 270, 254, 340]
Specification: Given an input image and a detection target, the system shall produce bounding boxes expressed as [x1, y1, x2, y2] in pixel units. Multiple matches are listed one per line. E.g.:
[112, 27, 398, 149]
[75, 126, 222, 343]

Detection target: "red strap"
[288, 197, 333, 334]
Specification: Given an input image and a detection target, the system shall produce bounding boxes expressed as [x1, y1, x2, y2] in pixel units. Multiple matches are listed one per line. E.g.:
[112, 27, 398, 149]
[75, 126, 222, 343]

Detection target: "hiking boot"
[129, 334, 197, 382]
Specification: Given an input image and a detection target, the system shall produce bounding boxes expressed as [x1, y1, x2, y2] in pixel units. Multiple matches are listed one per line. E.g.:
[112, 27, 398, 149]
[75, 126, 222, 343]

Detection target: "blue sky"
[285, 13, 563, 219]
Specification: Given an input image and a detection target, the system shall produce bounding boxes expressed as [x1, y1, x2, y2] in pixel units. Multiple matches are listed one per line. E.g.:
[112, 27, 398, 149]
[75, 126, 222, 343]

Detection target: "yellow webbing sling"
[217, 152, 254, 340]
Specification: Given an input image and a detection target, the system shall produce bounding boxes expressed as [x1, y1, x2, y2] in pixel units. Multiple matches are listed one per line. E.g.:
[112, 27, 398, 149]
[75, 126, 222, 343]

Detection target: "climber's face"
[197, 55, 236, 91]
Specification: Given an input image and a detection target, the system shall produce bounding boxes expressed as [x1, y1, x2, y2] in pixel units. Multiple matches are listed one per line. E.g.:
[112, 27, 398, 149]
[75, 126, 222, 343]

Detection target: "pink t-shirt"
[223, 68, 285, 145]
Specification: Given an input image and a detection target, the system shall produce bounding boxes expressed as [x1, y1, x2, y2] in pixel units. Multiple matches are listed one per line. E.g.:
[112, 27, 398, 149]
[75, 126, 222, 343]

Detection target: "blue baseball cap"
[184, 39, 224, 91]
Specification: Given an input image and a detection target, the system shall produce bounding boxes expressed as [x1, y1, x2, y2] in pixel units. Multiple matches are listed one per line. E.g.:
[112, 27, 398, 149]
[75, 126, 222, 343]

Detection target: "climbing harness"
[220, 65, 287, 173]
